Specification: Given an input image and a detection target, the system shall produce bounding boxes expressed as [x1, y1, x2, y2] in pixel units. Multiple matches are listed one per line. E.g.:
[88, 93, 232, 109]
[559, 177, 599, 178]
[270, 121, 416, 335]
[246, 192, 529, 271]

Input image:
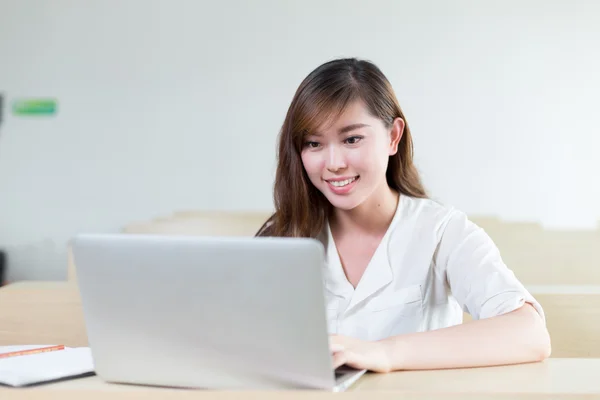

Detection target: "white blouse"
[317, 195, 545, 341]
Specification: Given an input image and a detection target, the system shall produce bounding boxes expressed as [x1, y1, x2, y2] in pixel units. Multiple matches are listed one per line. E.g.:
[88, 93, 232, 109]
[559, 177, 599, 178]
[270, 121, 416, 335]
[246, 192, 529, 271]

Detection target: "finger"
[329, 334, 348, 346]
[341, 356, 365, 371]
[332, 351, 347, 369]
[330, 343, 345, 353]
[335, 350, 370, 372]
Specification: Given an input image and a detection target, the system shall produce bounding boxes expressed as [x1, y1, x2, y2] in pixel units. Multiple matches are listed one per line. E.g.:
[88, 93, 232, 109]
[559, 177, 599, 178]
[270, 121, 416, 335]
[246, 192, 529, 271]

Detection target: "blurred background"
[0, 0, 598, 282]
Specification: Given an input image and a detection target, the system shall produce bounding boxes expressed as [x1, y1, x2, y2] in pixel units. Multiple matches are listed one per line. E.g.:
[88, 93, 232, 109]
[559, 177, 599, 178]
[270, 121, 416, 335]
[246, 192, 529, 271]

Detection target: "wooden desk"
[1, 358, 600, 398]
[3, 282, 600, 398]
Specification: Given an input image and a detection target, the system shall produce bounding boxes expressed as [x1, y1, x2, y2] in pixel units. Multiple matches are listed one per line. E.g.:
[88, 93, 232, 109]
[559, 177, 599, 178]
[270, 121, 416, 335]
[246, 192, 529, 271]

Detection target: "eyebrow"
[310, 123, 370, 137]
[339, 123, 370, 134]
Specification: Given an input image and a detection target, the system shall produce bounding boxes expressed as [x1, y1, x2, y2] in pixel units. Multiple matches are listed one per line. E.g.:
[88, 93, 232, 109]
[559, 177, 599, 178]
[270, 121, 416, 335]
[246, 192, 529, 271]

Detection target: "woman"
[257, 58, 551, 373]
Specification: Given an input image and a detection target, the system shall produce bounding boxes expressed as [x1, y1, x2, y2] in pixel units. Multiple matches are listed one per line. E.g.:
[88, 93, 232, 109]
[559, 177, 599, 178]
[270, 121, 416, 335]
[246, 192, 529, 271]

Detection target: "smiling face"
[300, 100, 404, 211]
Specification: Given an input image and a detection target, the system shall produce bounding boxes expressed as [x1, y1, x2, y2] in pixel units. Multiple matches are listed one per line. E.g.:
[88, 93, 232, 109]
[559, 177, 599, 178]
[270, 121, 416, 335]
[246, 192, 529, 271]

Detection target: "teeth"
[329, 177, 357, 187]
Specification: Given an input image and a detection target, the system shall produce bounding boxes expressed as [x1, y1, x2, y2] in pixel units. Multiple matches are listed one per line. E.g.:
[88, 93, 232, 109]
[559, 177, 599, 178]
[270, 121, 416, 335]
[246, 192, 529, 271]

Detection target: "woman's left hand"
[329, 334, 393, 373]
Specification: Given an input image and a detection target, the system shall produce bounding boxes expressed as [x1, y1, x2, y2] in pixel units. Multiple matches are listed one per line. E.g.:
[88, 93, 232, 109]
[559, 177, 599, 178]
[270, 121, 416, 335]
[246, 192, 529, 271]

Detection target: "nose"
[326, 144, 346, 172]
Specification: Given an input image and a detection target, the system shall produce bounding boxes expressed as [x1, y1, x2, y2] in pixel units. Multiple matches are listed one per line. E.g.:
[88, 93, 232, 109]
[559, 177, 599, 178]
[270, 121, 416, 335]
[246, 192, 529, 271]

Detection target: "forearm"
[382, 303, 551, 371]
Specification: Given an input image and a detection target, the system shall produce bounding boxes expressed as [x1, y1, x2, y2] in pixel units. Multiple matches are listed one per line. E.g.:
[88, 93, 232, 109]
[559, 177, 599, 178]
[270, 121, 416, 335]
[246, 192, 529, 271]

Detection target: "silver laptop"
[71, 233, 366, 391]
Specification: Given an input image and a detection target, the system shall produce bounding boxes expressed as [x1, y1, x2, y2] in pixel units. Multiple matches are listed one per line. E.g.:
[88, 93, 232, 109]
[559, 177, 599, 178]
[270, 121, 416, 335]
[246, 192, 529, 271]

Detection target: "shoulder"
[403, 197, 498, 261]
[401, 195, 462, 229]
[394, 195, 480, 246]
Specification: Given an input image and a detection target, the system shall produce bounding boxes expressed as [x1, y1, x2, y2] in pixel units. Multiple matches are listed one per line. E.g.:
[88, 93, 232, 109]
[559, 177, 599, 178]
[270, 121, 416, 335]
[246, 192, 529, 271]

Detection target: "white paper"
[0, 347, 95, 387]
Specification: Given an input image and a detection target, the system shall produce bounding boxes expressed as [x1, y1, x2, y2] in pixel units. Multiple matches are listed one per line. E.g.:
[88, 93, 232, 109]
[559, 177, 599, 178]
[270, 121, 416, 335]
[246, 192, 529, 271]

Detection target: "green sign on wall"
[12, 98, 57, 116]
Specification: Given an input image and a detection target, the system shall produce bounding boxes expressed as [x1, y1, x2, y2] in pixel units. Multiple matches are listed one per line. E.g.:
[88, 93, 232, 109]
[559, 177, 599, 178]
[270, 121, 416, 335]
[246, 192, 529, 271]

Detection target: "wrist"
[379, 334, 409, 372]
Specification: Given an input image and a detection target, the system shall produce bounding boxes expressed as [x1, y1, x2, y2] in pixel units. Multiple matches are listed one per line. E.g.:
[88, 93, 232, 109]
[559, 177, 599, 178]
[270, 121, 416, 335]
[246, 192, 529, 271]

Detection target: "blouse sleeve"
[434, 210, 545, 322]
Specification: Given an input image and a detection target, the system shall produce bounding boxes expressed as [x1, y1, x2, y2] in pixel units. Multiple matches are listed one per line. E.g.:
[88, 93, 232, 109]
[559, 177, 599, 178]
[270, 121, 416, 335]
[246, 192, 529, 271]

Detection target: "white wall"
[1, 0, 598, 280]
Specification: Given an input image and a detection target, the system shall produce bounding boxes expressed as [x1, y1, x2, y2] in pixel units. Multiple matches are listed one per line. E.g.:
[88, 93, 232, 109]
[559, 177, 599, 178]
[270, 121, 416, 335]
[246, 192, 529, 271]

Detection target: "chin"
[325, 195, 364, 211]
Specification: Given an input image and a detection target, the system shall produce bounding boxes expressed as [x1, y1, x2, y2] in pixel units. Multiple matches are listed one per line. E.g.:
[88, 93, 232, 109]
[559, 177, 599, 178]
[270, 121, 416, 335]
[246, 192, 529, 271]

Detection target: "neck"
[331, 184, 400, 236]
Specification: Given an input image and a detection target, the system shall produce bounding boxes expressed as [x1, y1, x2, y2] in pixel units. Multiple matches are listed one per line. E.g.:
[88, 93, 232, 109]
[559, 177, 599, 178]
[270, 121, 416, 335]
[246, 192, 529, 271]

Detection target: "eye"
[304, 141, 321, 149]
[344, 136, 363, 145]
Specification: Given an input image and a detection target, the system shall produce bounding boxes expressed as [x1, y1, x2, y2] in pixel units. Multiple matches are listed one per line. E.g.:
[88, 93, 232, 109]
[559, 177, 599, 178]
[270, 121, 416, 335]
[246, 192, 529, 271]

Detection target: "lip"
[324, 175, 359, 195]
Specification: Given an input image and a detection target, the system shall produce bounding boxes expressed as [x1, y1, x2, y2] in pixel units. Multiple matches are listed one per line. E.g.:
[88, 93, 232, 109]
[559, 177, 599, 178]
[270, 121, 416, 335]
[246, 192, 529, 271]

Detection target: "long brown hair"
[257, 58, 427, 238]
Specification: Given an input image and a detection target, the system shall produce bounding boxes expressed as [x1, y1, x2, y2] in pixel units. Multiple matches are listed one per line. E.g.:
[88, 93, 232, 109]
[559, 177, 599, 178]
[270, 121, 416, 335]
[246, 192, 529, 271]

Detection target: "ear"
[389, 117, 405, 156]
